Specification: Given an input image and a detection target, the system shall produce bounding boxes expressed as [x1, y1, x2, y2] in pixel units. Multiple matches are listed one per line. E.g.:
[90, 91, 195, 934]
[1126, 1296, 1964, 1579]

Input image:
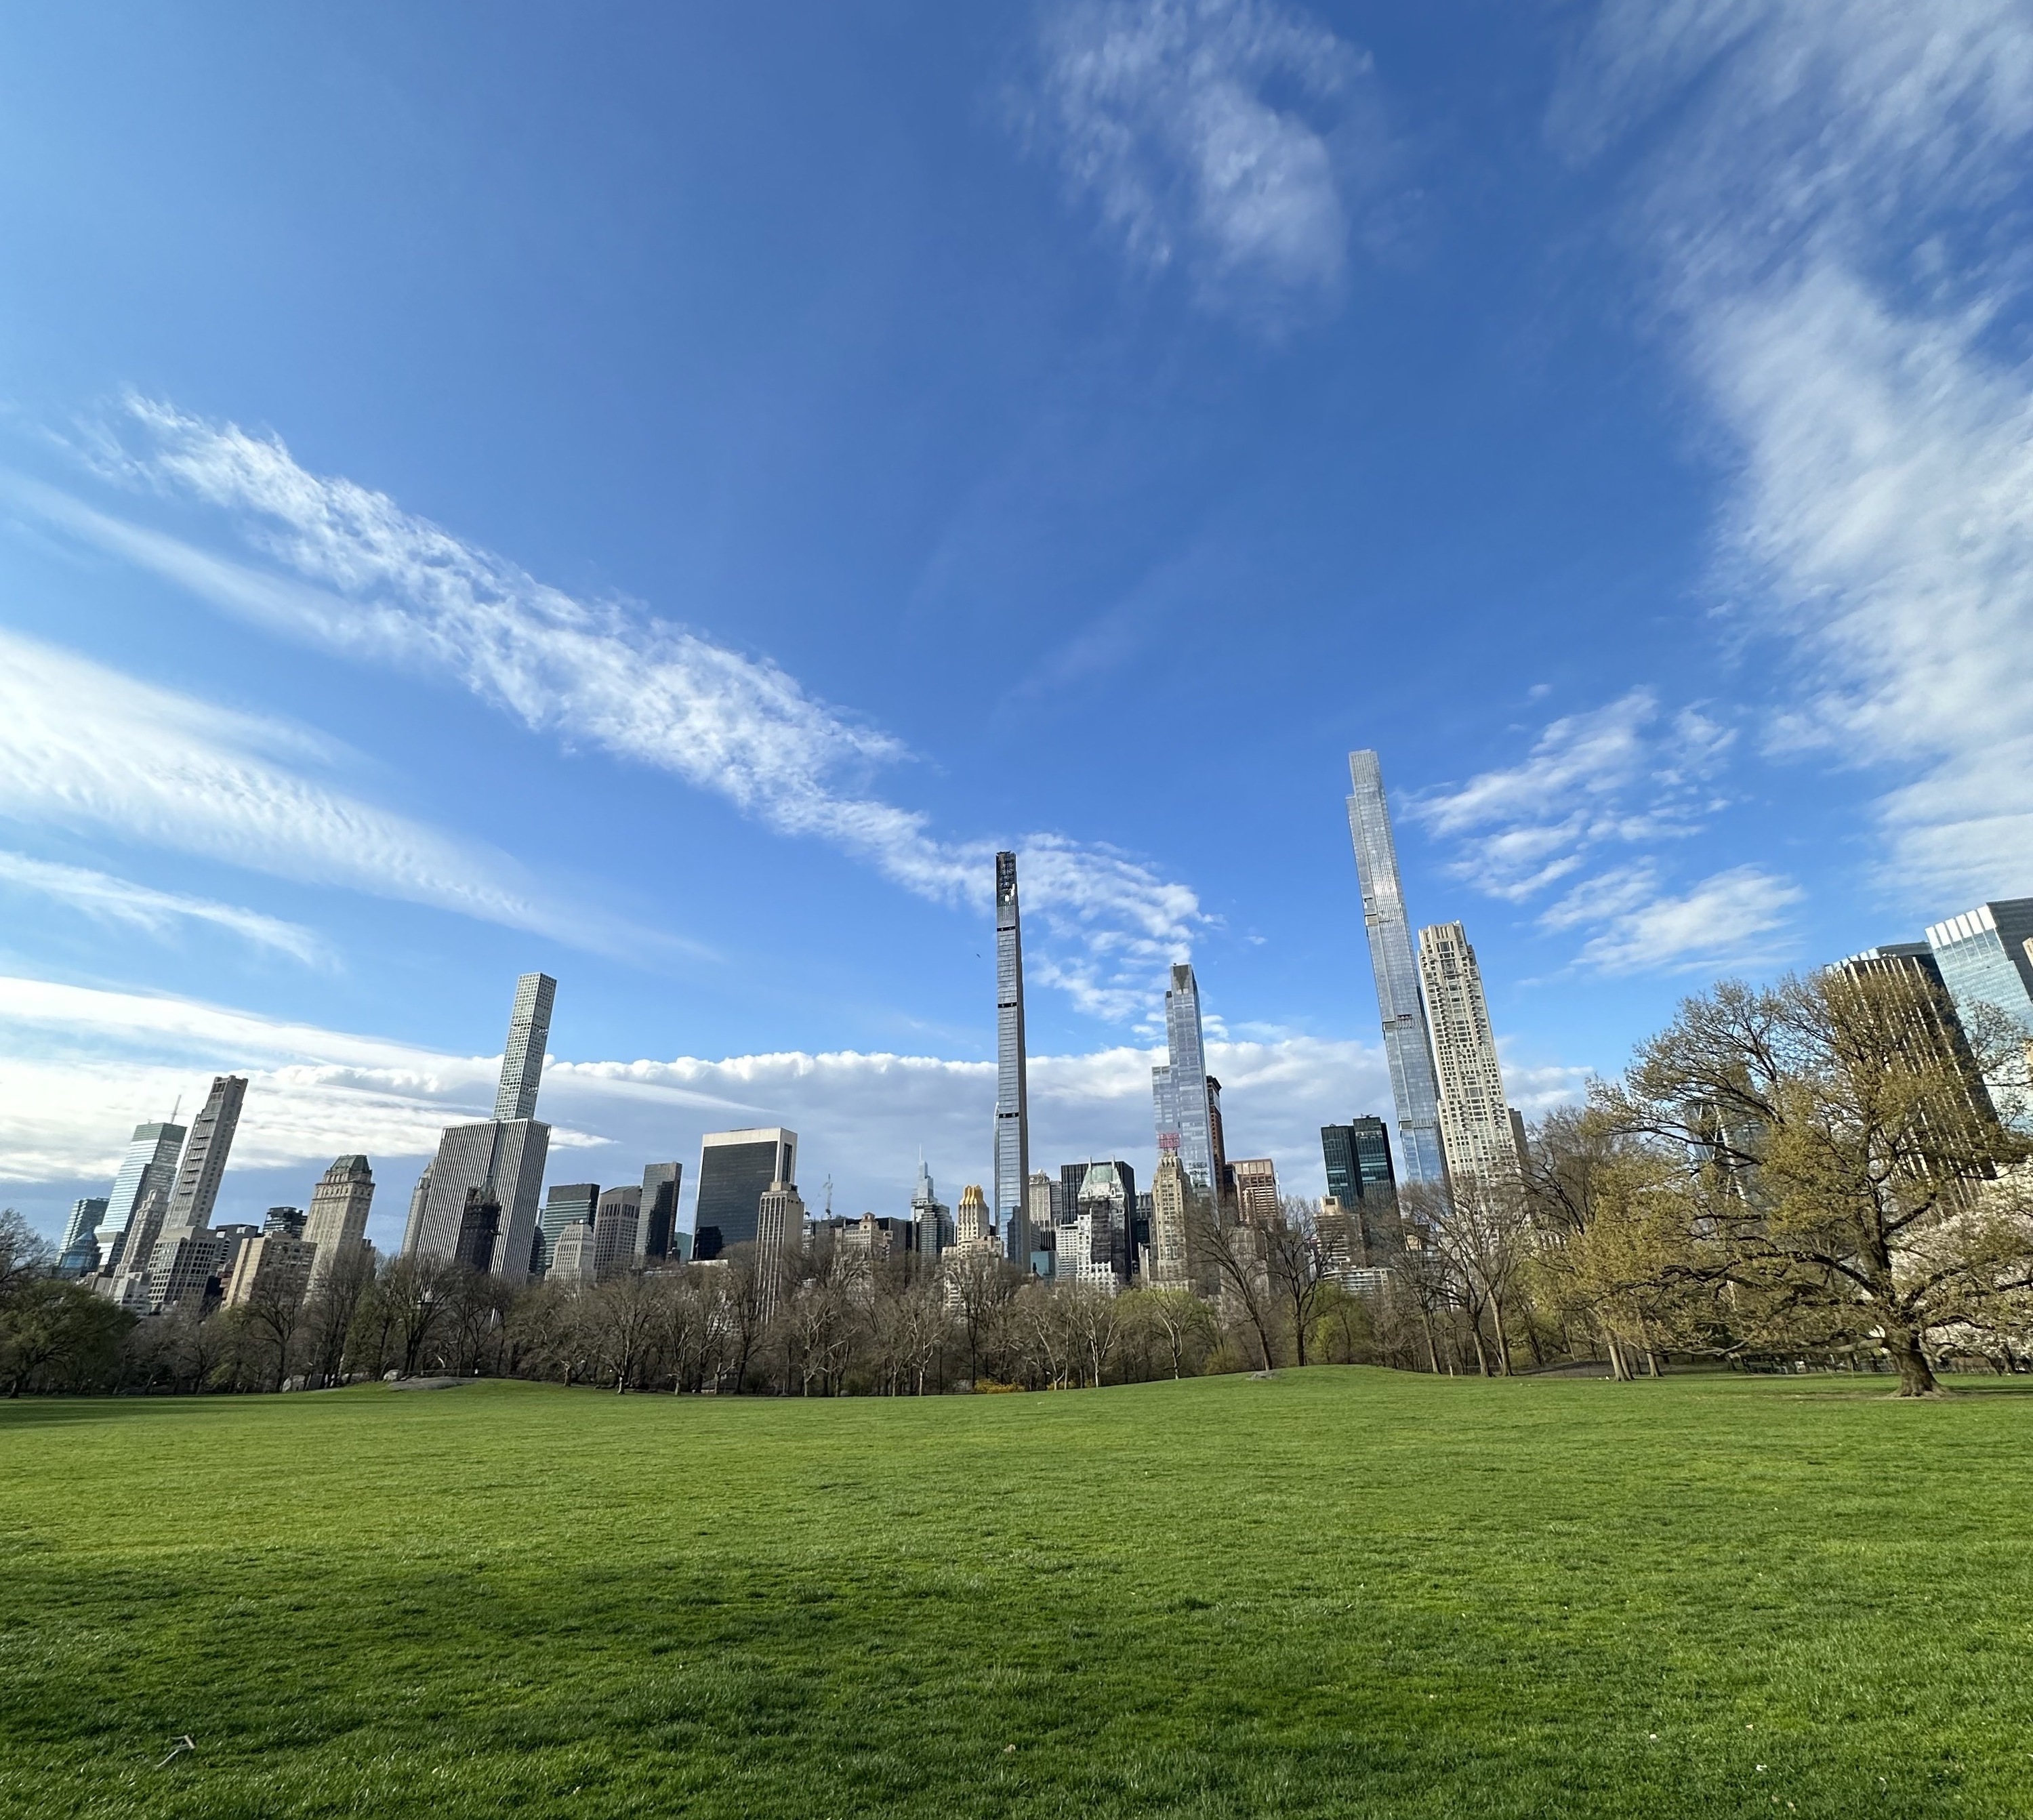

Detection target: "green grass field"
[3, 1370, 2032, 1818]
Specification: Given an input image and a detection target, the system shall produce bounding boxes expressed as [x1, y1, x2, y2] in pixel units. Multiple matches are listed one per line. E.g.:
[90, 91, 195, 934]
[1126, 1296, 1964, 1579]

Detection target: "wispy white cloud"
[24, 399, 1207, 1016]
[0, 974, 1425, 1245]
[0, 850, 326, 965]
[1412, 688, 1733, 903]
[0, 626, 611, 953]
[1539, 861, 1802, 976]
[1557, 0, 2033, 911]
[1023, 0, 1376, 321]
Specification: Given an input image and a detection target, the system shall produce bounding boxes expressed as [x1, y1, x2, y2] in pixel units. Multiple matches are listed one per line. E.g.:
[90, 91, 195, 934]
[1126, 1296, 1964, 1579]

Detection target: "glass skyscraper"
[1925, 900, 2033, 1123]
[992, 851, 1031, 1264]
[1153, 964, 1216, 1195]
[1346, 751, 1445, 1186]
[98, 1118, 186, 1266]
[693, 1128, 796, 1259]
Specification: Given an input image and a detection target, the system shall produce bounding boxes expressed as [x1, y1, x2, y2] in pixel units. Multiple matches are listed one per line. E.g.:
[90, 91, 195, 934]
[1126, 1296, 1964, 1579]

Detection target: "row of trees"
[5, 969, 2027, 1399]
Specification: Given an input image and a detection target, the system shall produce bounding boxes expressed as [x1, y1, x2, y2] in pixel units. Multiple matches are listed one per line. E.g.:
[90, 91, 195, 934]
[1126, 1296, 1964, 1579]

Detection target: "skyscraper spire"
[992, 851, 1031, 1265]
[1346, 751, 1446, 1186]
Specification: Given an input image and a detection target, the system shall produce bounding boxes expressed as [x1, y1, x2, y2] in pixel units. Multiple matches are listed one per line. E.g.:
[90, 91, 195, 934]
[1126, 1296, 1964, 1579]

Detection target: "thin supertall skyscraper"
[1417, 921, 1517, 1184]
[166, 1075, 248, 1229]
[1346, 751, 1445, 1185]
[494, 972, 557, 1121]
[1153, 964, 1216, 1197]
[992, 850, 1031, 1265]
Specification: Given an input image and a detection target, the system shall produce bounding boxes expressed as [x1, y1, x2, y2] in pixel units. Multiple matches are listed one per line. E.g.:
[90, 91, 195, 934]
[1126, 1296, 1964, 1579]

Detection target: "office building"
[407, 974, 557, 1279]
[1417, 920, 1518, 1186]
[166, 1075, 248, 1230]
[402, 1166, 433, 1252]
[413, 1119, 549, 1279]
[303, 1156, 375, 1288]
[214, 1222, 262, 1289]
[754, 1178, 806, 1319]
[911, 1159, 951, 1262]
[263, 1205, 307, 1239]
[1346, 751, 1446, 1185]
[57, 1197, 107, 1277]
[1927, 902, 2033, 1120]
[1152, 964, 1218, 1197]
[694, 1128, 796, 1259]
[104, 1181, 173, 1310]
[1231, 1157, 1279, 1225]
[538, 1183, 599, 1276]
[144, 1226, 228, 1314]
[494, 972, 557, 1121]
[97, 1119, 188, 1267]
[224, 1233, 317, 1308]
[594, 1186, 642, 1281]
[1146, 1142, 1214, 1295]
[992, 850, 1031, 1264]
[1025, 1172, 1057, 1258]
[550, 1220, 596, 1286]
[1835, 943, 2001, 1130]
[638, 1163, 682, 1266]
[1206, 1075, 1235, 1216]
[953, 1183, 994, 1254]
[1321, 1116, 1399, 1262]
[1059, 1161, 1132, 1290]
[453, 1190, 502, 1274]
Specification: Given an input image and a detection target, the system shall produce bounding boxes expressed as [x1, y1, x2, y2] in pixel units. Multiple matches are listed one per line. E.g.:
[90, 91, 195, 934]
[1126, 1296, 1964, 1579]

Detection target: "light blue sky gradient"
[2, 2, 2029, 1245]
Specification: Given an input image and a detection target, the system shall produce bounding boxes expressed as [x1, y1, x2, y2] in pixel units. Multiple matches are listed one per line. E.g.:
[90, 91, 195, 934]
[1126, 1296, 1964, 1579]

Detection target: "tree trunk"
[1418, 1308, 1440, 1375]
[1884, 1324, 1939, 1397]
[1488, 1296, 1513, 1377]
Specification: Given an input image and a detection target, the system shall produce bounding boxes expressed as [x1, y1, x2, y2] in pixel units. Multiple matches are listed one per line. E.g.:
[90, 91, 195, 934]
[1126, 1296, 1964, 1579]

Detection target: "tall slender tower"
[1416, 921, 1517, 1184]
[992, 852, 1031, 1264]
[98, 1119, 187, 1264]
[1346, 751, 1445, 1185]
[1157, 964, 1217, 1197]
[494, 972, 556, 1121]
[167, 1075, 248, 1229]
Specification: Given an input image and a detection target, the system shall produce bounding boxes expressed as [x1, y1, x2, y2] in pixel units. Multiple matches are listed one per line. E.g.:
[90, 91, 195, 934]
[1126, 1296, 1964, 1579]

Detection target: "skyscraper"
[302, 1155, 375, 1289]
[1231, 1157, 1279, 1224]
[993, 851, 1031, 1264]
[1321, 1116, 1395, 1208]
[57, 1198, 107, 1276]
[98, 1119, 186, 1266]
[754, 1176, 806, 1320]
[594, 1186, 642, 1280]
[1926, 902, 2033, 1122]
[1346, 751, 1445, 1185]
[693, 1128, 796, 1259]
[538, 1182, 599, 1275]
[911, 1158, 949, 1263]
[407, 974, 557, 1279]
[637, 1163, 682, 1266]
[1418, 921, 1518, 1184]
[167, 1075, 248, 1229]
[1154, 964, 1217, 1197]
[494, 972, 557, 1121]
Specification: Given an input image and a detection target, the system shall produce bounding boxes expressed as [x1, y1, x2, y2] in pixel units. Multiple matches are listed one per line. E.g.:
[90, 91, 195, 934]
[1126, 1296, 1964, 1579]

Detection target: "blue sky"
[3, 1, 2030, 1247]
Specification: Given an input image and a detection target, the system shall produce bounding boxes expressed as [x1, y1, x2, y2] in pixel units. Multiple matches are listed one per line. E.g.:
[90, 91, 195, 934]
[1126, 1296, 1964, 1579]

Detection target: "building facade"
[992, 850, 1031, 1264]
[167, 1075, 247, 1230]
[1416, 920, 1518, 1186]
[302, 1155, 375, 1288]
[1230, 1157, 1279, 1225]
[1346, 750, 1446, 1185]
[1926, 901, 2033, 1122]
[98, 1119, 186, 1268]
[1154, 965, 1218, 1197]
[911, 1159, 951, 1264]
[413, 1119, 549, 1279]
[57, 1197, 107, 1277]
[638, 1163, 682, 1266]
[594, 1186, 642, 1281]
[694, 1128, 797, 1259]
[754, 1178, 806, 1320]
[493, 972, 557, 1121]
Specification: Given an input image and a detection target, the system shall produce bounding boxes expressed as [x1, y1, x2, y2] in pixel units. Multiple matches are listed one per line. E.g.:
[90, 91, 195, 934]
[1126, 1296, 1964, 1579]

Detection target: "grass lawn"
[3, 1369, 2032, 1818]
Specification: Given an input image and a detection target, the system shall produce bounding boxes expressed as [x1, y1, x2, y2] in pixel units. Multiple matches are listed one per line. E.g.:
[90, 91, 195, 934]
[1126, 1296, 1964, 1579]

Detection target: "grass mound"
[3, 1369, 2030, 1817]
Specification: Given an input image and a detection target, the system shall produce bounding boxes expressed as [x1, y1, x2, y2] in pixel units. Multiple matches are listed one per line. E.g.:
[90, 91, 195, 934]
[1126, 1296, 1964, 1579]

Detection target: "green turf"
[3, 1370, 2032, 1818]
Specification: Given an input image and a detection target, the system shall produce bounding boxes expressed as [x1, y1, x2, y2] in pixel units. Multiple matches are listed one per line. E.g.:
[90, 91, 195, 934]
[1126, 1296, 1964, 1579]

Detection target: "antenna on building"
[169, 1094, 182, 1124]
[823, 1173, 834, 1218]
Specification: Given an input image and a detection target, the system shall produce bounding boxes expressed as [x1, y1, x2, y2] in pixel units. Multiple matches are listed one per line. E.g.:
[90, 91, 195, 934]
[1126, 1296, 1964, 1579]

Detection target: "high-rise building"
[594, 1186, 642, 1281]
[637, 1163, 682, 1266]
[57, 1198, 107, 1276]
[1346, 751, 1446, 1185]
[550, 1220, 596, 1286]
[992, 850, 1031, 1264]
[494, 972, 557, 1121]
[1834, 943, 2001, 1131]
[693, 1128, 796, 1260]
[104, 1180, 173, 1308]
[1926, 902, 2033, 1121]
[911, 1159, 950, 1263]
[402, 1165, 433, 1254]
[1025, 1172, 1056, 1275]
[167, 1075, 248, 1230]
[263, 1205, 307, 1239]
[1418, 921, 1518, 1185]
[453, 1190, 502, 1274]
[754, 1178, 806, 1319]
[953, 1183, 993, 1252]
[1231, 1157, 1279, 1225]
[1145, 1143, 1214, 1295]
[1320, 1116, 1398, 1262]
[302, 1155, 375, 1289]
[1206, 1075, 1233, 1214]
[98, 1119, 187, 1267]
[407, 975, 557, 1279]
[1154, 965, 1218, 1197]
[413, 1119, 549, 1279]
[224, 1233, 317, 1308]
[1061, 1161, 1132, 1290]
[143, 1226, 228, 1313]
[538, 1183, 599, 1275]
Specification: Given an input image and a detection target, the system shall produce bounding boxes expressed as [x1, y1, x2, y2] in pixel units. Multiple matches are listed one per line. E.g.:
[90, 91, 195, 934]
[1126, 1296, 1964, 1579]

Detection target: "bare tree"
[1061, 1283, 1125, 1387]
[302, 1247, 377, 1388]
[377, 1255, 459, 1378]
[1265, 1198, 1334, 1367]
[947, 1251, 1016, 1384]
[1130, 1287, 1216, 1379]
[1195, 1208, 1280, 1369]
